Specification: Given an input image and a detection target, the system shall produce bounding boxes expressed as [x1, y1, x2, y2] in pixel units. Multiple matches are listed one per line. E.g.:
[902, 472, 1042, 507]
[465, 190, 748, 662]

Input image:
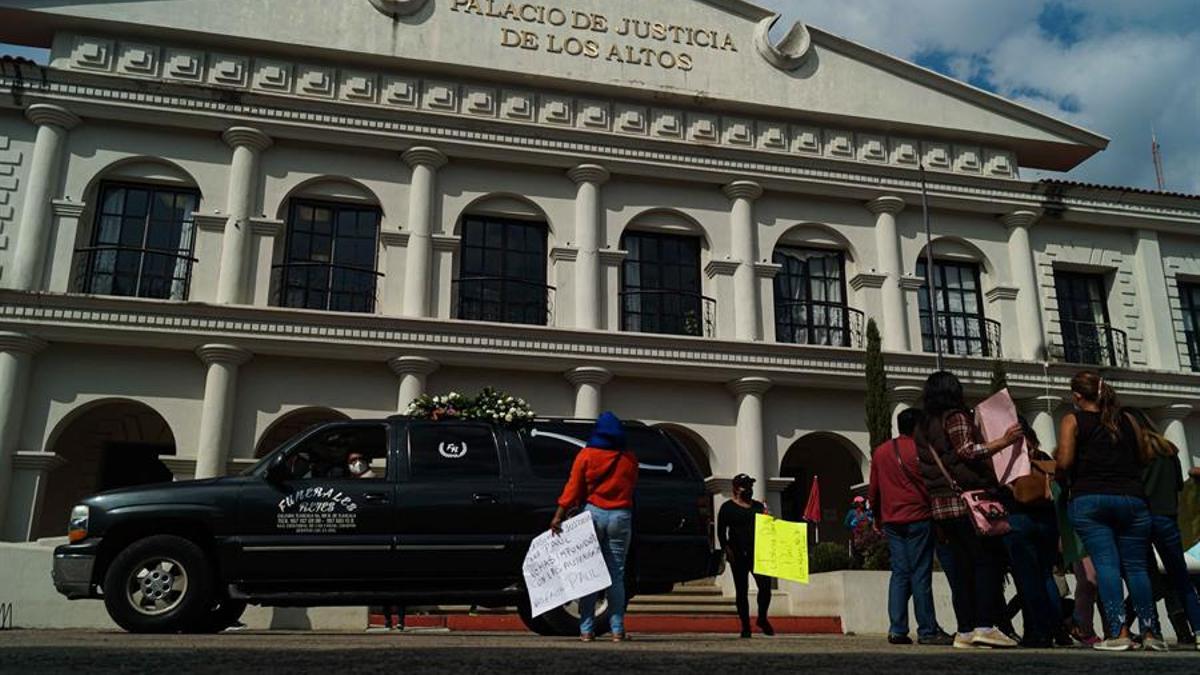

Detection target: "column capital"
[221, 126, 273, 151]
[890, 385, 923, 405]
[565, 366, 613, 387]
[0, 332, 47, 355]
[567, 164, 611, 185]
[866, 195, 905, 215]
[1157, 403, 1194, 422]
[25, 103, 80, 130]
[1001, 210, 1040, 230]
[727, 376, 772, 396]
[195, 344, 253, 366]
[403, 146, 448, 170]
[388, 355, 439, 377]
[12, 451, 67, 472]
[722, 180, 763, 202]
[1018, 395, 1064, 416]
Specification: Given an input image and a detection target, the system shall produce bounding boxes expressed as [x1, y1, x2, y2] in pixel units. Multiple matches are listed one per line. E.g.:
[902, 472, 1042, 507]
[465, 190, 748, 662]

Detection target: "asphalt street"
[1, 630, 1197, 674]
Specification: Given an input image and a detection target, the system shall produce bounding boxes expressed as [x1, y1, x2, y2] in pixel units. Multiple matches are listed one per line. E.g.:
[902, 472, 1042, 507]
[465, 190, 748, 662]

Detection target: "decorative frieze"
[51, 32, 1021, 179]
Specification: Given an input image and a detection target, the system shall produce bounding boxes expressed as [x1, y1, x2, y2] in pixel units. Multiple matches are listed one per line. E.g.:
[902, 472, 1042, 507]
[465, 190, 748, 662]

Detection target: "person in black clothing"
[718, 473, 775, 638]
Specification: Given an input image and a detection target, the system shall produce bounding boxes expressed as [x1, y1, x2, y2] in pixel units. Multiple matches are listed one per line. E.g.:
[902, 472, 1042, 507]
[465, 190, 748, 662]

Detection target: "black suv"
[52, 416, 720, 634]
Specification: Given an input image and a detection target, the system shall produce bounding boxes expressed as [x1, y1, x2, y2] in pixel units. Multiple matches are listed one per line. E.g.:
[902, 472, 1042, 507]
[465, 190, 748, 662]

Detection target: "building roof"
[1039, 178, 1200, 202]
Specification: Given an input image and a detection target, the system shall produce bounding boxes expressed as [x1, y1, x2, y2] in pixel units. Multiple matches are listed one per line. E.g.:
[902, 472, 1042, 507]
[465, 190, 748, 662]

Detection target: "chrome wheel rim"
[126, 557, 188, 616]
[563, 592, 609, 621]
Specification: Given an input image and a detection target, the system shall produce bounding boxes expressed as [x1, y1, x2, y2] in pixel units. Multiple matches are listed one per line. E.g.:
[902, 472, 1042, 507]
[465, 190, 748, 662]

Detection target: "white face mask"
[349, 460, 369, 475]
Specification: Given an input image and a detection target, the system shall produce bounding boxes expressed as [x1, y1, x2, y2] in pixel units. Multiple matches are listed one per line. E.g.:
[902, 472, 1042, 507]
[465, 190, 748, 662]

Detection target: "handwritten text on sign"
[753, 514, 810, 584]
[522, 511, 612, 618]
[450, 0, 738, 72]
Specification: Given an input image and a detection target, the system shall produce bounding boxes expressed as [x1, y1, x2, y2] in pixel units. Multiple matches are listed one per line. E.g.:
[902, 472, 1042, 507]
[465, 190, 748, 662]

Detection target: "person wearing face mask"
[717, 474, 775, 638]
[347, 451, 376, 479]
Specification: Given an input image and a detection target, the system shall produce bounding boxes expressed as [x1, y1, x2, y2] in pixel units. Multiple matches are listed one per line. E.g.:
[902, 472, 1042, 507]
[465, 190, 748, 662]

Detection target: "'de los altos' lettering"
[450, 0, 739, 72]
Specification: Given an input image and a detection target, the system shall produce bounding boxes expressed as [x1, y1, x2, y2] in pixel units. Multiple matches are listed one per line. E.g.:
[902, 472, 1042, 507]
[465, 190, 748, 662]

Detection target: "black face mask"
[735, 486, 752, 499]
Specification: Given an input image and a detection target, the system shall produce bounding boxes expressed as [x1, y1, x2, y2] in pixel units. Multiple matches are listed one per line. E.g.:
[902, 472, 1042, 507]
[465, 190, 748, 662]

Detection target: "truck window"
[521, 423, 691, 480]
[408, 423, 500, 479]
[282, 424, 388, 481]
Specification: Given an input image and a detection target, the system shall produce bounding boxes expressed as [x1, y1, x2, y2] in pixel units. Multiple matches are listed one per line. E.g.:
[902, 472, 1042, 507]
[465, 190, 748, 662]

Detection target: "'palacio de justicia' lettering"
[450, 0, 738, 72]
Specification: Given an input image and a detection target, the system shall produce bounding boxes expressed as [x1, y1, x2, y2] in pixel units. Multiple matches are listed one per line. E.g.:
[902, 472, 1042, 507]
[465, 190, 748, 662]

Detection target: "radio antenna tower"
[1151, 127, 1166, 191]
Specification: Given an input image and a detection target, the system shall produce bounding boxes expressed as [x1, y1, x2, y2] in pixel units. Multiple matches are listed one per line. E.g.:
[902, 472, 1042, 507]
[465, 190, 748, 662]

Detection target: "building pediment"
[0, 0, 1106, 170]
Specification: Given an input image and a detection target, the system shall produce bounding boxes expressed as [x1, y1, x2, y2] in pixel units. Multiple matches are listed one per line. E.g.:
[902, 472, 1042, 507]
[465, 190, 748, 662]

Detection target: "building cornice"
[705, 260, 740, 278]
[51, 200, 86, 218]
[848, 272, 887, 291]
[13, 451, 68, 472]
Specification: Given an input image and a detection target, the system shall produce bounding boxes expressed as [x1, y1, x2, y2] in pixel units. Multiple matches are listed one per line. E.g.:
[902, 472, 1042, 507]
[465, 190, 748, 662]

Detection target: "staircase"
[629, 583, 792, 616]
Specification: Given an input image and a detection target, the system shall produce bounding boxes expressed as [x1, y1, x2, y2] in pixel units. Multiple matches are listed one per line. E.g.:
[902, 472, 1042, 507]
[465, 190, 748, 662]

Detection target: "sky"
[3, 1, 1196, 193]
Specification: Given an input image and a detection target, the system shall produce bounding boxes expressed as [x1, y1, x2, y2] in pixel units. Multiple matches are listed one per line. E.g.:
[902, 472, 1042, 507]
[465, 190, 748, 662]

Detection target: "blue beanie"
[587, 411, 626, 450]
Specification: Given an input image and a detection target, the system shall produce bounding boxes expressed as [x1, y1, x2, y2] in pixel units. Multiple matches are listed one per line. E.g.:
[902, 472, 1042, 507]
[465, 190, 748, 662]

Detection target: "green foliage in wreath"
[404, 388, 536, 428]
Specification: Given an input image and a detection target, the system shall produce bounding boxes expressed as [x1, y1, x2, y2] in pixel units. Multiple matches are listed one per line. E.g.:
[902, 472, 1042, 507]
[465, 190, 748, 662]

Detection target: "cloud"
[755, 0, 1200, 194]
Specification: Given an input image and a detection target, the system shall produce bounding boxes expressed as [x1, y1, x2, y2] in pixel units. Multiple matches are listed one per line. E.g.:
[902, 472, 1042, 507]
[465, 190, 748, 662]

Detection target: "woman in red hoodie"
[550, 411, 639, 642]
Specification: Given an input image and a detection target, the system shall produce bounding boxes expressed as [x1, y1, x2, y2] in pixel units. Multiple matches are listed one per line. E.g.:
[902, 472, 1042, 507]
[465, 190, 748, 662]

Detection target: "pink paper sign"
[975, 388, 1030, 485]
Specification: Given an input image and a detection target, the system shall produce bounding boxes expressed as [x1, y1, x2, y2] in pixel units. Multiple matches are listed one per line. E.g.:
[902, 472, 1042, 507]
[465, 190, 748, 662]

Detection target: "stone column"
[728, 376, 772, 500]
[0, 333, 46, 541]
[867, 196, 908, 351]
[194, 345, 252, 480]
[723, 181, 764, 342]
[401, 147, 448, 318]
[1019, 396, 1061, 453]
[9, 105, 80, 291]
[389, 356, 439, 412]
[565, 367, 613, 419]
[1159, 404, 1195, 475]
[216, 127, 272, 305]
[568, 165, 610, 331]
[5, 451, 66, 542]
[1132, 229, 1180, 370]
[890, 385, 923, 437]
[1003, 211, 1047, 362]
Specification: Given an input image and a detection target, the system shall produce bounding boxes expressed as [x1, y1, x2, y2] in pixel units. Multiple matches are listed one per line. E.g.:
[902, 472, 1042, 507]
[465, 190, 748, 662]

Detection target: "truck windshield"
[521, 423, 693, 481]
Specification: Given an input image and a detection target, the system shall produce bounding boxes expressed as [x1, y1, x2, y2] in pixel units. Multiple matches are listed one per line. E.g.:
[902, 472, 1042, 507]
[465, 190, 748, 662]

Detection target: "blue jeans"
[884, 520, 939, 638]
[1002, 509, 1062, 642]
[937, 516, 1004, 634]
[1069, 494, 1160, 638]
[579, 504, 632, 636]
[1150, 515, 1200, 634]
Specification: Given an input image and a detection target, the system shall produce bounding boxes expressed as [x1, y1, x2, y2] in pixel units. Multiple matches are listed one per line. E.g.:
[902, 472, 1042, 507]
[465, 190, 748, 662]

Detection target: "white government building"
[0, 0, 1198, 547]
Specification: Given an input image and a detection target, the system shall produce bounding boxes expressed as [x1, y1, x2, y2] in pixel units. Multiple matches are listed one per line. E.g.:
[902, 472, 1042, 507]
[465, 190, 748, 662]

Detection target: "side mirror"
[265, 454, 291, 483]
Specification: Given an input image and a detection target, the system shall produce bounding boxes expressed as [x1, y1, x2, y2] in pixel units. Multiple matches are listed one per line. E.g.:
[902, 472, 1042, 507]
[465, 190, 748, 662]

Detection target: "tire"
[189, 598, 248, 633]
[516, 598, 556, 636]
[102, 535, 215, 634]
[539, 597, 612, 637]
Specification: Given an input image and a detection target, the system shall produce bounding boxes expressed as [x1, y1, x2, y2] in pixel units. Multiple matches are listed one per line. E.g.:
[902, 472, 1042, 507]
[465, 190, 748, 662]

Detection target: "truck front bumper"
[52, 541, 100, 599]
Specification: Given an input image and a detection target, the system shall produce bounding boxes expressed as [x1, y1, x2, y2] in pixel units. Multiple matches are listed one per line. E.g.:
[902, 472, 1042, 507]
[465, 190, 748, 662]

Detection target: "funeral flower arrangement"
[405, 388, 535, 427]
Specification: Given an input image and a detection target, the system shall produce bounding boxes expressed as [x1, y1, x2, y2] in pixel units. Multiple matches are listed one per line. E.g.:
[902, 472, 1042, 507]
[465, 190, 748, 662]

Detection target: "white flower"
[504, 413, 513, 422]
[449, 391, 458, 398]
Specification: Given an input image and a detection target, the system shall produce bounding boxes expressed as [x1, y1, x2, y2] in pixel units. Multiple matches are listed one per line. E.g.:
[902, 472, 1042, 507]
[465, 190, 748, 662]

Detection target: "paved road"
[1, 630, 1197, 674]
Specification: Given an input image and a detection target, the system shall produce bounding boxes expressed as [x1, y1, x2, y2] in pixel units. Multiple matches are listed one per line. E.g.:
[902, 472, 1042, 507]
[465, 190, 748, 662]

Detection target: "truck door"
[394, 421, 515, 585]
[232, 421, 397, 584]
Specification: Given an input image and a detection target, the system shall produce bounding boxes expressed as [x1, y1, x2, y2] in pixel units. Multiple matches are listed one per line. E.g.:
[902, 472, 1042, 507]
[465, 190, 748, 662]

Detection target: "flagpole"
[919, 162, 945, 372]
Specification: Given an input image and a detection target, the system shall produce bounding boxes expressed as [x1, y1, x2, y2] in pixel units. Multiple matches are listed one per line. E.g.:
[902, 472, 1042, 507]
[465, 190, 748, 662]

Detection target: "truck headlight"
[68, 505, 89, 543]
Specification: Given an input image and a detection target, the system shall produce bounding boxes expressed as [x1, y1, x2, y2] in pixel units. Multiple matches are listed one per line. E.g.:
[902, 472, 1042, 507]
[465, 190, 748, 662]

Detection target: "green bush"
[810, 542, 852, 573]
[862, 538, 891, 571]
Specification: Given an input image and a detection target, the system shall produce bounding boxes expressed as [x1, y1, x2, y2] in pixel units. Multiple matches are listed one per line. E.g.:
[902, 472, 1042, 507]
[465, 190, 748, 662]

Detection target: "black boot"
[757, 617, 775, 636]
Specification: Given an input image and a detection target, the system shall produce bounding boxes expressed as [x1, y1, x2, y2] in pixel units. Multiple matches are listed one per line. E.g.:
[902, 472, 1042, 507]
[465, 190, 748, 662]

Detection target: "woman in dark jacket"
[915, 371, 1022, 649]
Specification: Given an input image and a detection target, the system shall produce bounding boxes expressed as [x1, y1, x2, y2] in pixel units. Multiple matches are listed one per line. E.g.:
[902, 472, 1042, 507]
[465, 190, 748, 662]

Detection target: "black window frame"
[455, 214, 550, 326]
[270, 421, 390, 482]
[773, 247, 853, 347]
[405, 421, 503, 481]
[1053, 270, 1121, 366]
[1178, 281, 1200, 372]
[277, 199, 382, 314]
[917, 259, 991, 357]
[620, 230, 707, 337]
[80, 181, 201, 301]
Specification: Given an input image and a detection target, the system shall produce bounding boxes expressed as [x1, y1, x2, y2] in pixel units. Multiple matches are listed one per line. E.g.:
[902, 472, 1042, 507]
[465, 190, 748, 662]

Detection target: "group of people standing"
[870, 369, 1200, 651]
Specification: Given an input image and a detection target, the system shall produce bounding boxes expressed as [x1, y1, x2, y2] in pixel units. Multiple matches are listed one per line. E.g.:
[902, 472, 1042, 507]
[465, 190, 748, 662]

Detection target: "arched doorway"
[656, 423, 714, 478]
[779, 432, 864, 546]
[254, 407, 349, 458]
[37, 400, 176, 539]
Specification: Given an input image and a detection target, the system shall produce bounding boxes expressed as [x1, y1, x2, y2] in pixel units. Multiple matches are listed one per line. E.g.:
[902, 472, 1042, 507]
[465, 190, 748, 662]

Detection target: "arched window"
[773, 247, 858, 347]
[620, 231, 708, 337]
[917, 259, 995, 357]
[80, 182, 200, 300]
[454, 214, 550, 326]
[277, 199, 381, 313]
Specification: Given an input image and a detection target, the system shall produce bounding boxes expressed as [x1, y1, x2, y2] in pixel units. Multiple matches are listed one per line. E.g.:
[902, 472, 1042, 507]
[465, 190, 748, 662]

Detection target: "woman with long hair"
[915, 371, 1023, 649]
[1056, 372, 1162, 651]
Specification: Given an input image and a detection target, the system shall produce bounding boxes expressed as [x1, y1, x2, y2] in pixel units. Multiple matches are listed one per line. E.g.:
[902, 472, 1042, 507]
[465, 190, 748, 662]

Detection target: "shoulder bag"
[1010, 451, 1056, 506]
[928, 444, 1011, 537]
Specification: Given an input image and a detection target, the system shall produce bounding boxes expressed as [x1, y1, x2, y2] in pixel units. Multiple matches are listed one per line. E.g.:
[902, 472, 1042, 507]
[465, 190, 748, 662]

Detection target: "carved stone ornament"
[755, 16, 813, 71]
[368, 0, 430, 17]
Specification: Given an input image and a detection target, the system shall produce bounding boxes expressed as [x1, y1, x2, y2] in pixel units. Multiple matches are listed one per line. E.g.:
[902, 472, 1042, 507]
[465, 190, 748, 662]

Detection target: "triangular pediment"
[0, 0, 1106, 169]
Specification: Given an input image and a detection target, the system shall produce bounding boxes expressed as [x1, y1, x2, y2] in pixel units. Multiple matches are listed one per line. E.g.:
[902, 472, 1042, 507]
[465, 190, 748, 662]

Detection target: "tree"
[864, 319, 891, 449]
[989, 359, 1009, 394]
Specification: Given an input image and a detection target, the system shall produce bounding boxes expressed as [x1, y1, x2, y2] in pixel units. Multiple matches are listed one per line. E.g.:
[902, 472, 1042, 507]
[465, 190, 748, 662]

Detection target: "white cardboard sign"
[522, 511, 612, 618]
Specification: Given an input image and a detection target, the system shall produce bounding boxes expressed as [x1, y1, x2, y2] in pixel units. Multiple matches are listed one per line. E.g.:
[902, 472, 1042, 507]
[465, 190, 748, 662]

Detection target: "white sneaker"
[953, 632, 977, 649]
[365, 626, 391, 633]
[1142, 635, 1169, 652]
[971, 627, 1018, 649]
[1093, 636, 1135, 651]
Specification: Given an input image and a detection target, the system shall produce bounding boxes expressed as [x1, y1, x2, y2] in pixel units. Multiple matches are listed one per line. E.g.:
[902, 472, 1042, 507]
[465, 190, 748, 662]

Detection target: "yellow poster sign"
[753, 514, 809, 584]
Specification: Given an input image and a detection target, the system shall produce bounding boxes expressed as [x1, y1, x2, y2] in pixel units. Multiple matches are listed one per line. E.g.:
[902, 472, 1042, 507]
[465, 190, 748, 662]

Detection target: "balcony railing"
[73, 245, 198, 301]
[620, 289, 716, 338]
[271, 261, 383, 314]
[923, 314, 1003, 358]
[1060, 321, 1129, 368]
[774, 302, 865, 348]
[1185, 329, 1199, 373]
[452, 276, 555, 327]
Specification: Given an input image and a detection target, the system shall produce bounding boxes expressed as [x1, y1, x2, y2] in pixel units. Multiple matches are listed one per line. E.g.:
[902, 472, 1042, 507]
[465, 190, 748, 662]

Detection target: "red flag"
[803, 475, 822, 524]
